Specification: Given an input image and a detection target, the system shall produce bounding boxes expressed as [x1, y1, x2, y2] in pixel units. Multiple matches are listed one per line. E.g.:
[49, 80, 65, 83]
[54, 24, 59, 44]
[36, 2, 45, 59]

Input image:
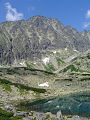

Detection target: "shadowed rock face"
[0, 15, 90, 65]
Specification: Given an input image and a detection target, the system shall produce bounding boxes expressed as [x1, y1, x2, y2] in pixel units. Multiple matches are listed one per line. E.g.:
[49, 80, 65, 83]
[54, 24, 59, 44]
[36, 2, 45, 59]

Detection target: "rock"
[33, 112, 46, 120]
[67, 115, 89, 120]
[0, 16, 90, 65]
[14, 112, 29, 117]
[5, 105, 16, 113]
[23, 116, 34, 120]
[56, 111, 63, 120]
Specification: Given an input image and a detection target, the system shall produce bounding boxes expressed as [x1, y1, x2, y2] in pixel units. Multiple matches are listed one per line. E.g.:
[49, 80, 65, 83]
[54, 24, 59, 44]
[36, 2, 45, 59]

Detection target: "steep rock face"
[0, 15, 90, 65]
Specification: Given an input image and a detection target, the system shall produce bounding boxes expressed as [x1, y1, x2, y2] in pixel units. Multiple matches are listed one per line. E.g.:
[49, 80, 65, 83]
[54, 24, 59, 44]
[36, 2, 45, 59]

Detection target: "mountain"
[0, 16, 90, 119]
[0, 15, 90, 65]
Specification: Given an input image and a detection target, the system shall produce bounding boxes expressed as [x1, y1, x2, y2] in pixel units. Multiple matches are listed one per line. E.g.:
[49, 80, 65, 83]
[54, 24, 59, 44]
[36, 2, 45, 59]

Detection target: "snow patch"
[73, 49, 78, 52]
[47, 101, 52, 104]
[33, 62, 36, 65]
[38, 82, 49, 87]
[42, 57, 50, 65]
[19, 61, 26, 66]
[65, 48, 68, 51]
[56, 105, 59, 108]
[53, 51, 56, 54]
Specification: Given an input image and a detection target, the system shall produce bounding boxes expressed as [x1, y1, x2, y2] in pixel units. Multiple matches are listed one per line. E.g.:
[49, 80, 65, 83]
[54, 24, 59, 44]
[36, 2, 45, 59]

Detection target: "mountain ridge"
[0, 15, 90, 65]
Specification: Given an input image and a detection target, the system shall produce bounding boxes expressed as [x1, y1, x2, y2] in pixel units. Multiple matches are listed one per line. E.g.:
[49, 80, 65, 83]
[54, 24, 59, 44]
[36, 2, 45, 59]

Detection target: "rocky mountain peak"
[0, 15, 90, 65]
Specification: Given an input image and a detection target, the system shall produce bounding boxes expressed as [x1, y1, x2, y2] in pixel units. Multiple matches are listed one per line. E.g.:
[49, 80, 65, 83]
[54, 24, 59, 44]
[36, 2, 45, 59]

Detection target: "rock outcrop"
[0, 16, 90, 65]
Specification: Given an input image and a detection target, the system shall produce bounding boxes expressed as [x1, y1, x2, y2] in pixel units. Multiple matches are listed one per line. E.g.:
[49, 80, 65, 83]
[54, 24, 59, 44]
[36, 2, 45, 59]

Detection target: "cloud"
[83, 22, 90, 28]
[5, 2, 24, 21]
[82, 10, 90, 28]
[86, 10, 90, 18]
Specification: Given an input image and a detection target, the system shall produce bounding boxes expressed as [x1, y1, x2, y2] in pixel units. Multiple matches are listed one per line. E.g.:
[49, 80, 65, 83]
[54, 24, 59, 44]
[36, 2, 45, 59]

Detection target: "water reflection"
[19, 92, 90, 117]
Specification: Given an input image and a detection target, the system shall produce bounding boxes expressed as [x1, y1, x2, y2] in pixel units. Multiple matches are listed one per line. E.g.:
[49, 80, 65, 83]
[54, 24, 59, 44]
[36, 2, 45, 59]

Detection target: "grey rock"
[67, 115, 90, 120]
[56, 111, 63, 120]
[0, 15, 90, 65]
[14, 112, 29, 117]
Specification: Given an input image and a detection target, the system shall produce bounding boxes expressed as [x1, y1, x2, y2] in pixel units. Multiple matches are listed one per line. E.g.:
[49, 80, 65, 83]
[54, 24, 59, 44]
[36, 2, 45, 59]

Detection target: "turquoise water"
[19, 92, 90, 117]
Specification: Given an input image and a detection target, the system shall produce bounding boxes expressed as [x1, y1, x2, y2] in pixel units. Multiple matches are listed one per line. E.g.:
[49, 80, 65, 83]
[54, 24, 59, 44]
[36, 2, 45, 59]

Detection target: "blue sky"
[0, 0, 90, 31]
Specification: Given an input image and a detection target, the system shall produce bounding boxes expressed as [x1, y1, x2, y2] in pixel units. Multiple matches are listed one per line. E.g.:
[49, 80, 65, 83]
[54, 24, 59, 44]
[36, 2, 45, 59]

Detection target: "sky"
[0, 0, 90, 31]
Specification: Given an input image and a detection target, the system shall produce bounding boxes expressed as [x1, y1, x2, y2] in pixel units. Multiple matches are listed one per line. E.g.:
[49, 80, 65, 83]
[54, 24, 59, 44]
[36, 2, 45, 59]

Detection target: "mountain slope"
[0, 16, 90, 65]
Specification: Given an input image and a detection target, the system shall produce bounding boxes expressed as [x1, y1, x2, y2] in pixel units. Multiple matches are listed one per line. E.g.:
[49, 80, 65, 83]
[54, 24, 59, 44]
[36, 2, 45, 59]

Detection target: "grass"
[56, 57, 65, 66]
[61, 65, 90, 73]
[26, 62, 35, 70]
[0, 67, 21, 75]
[44, 63, 55, 73]
[0, 66, 55, 76]
[87, 53, 90, 59]
[17, 98, 50, 111]
[62, 65, 79, 72]
[82, 74, 90, 76]
[0, 78, 47, 93]
[75, 62, 80, 66]
[25, 61, 55, 75]
[0, 108, 23, 120]
[24, 66, 55, 76]
[0, 78, 12, 92]
[0, 84, 12, 92]
[19, 89, 27, 95]
[78, 69, 90, 73]
[80, 77, 90, 81]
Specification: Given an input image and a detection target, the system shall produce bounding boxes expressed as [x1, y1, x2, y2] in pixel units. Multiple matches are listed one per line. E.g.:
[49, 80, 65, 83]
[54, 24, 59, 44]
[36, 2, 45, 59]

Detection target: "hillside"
[0, 16, 90, 65]
[0, 16, 90, 119]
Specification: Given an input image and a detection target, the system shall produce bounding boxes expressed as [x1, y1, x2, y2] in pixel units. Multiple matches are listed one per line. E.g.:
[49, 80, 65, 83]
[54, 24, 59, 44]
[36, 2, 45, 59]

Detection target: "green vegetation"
[6, 68, 20, 75]
[0, 108, 22, 120]
[78, 69, 90, 73]
[87, 53, 90, 59]
[18, 98, 49, 108]
[82, 73, 90, 76]
[62, 65, 79, 73]
[80, 77, 90, 81]
[10, 116, 23, 120]
[17, 98, 54, 112]
[0, 84, 12, 92]
[60, 65, 90, 73]
[56, 57, 65, 66]
[0, 78, 12, 92]
[75, 62, 80, 66]
[19, 89, 27, 95]
[0, 67, 23, 75]
[44, 63, 55, 73]
[26, 62, 35, 70]
[0, 66, 55, 76]
[24, 67, 55, 75]
[31, 118, 37, 120]
[0, 78, 46, 93]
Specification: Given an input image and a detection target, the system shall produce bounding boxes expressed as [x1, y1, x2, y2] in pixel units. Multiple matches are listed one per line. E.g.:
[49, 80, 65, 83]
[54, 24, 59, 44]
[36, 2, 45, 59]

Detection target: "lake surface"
[19, 92, 90, 117]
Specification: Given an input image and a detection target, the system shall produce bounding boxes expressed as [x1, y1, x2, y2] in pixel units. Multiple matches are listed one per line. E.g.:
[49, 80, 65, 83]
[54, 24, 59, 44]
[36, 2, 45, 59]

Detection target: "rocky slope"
[0, 15, 90, 65]
[0, 16, 90, 119]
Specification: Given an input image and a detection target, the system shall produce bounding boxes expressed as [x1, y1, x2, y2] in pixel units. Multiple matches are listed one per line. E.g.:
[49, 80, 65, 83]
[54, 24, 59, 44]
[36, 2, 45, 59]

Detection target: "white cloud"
[83, 22, 90, 28]
[86, 10, 90, 18]
[82, 10, 90, 28]
[5, 2, 23, 21]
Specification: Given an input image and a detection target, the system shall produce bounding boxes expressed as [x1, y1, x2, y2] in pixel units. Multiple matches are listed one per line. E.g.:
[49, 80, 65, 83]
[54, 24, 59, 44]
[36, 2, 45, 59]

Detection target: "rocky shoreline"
[1, 105, 90, 120]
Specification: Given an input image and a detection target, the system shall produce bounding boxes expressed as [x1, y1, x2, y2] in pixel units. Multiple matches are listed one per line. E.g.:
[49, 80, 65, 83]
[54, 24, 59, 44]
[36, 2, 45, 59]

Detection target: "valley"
[0, 16, 90, 120]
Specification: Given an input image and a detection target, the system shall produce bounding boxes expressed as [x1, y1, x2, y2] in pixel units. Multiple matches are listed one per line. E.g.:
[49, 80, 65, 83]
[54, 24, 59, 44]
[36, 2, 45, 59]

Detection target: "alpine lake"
[18, 91, 90, 117]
